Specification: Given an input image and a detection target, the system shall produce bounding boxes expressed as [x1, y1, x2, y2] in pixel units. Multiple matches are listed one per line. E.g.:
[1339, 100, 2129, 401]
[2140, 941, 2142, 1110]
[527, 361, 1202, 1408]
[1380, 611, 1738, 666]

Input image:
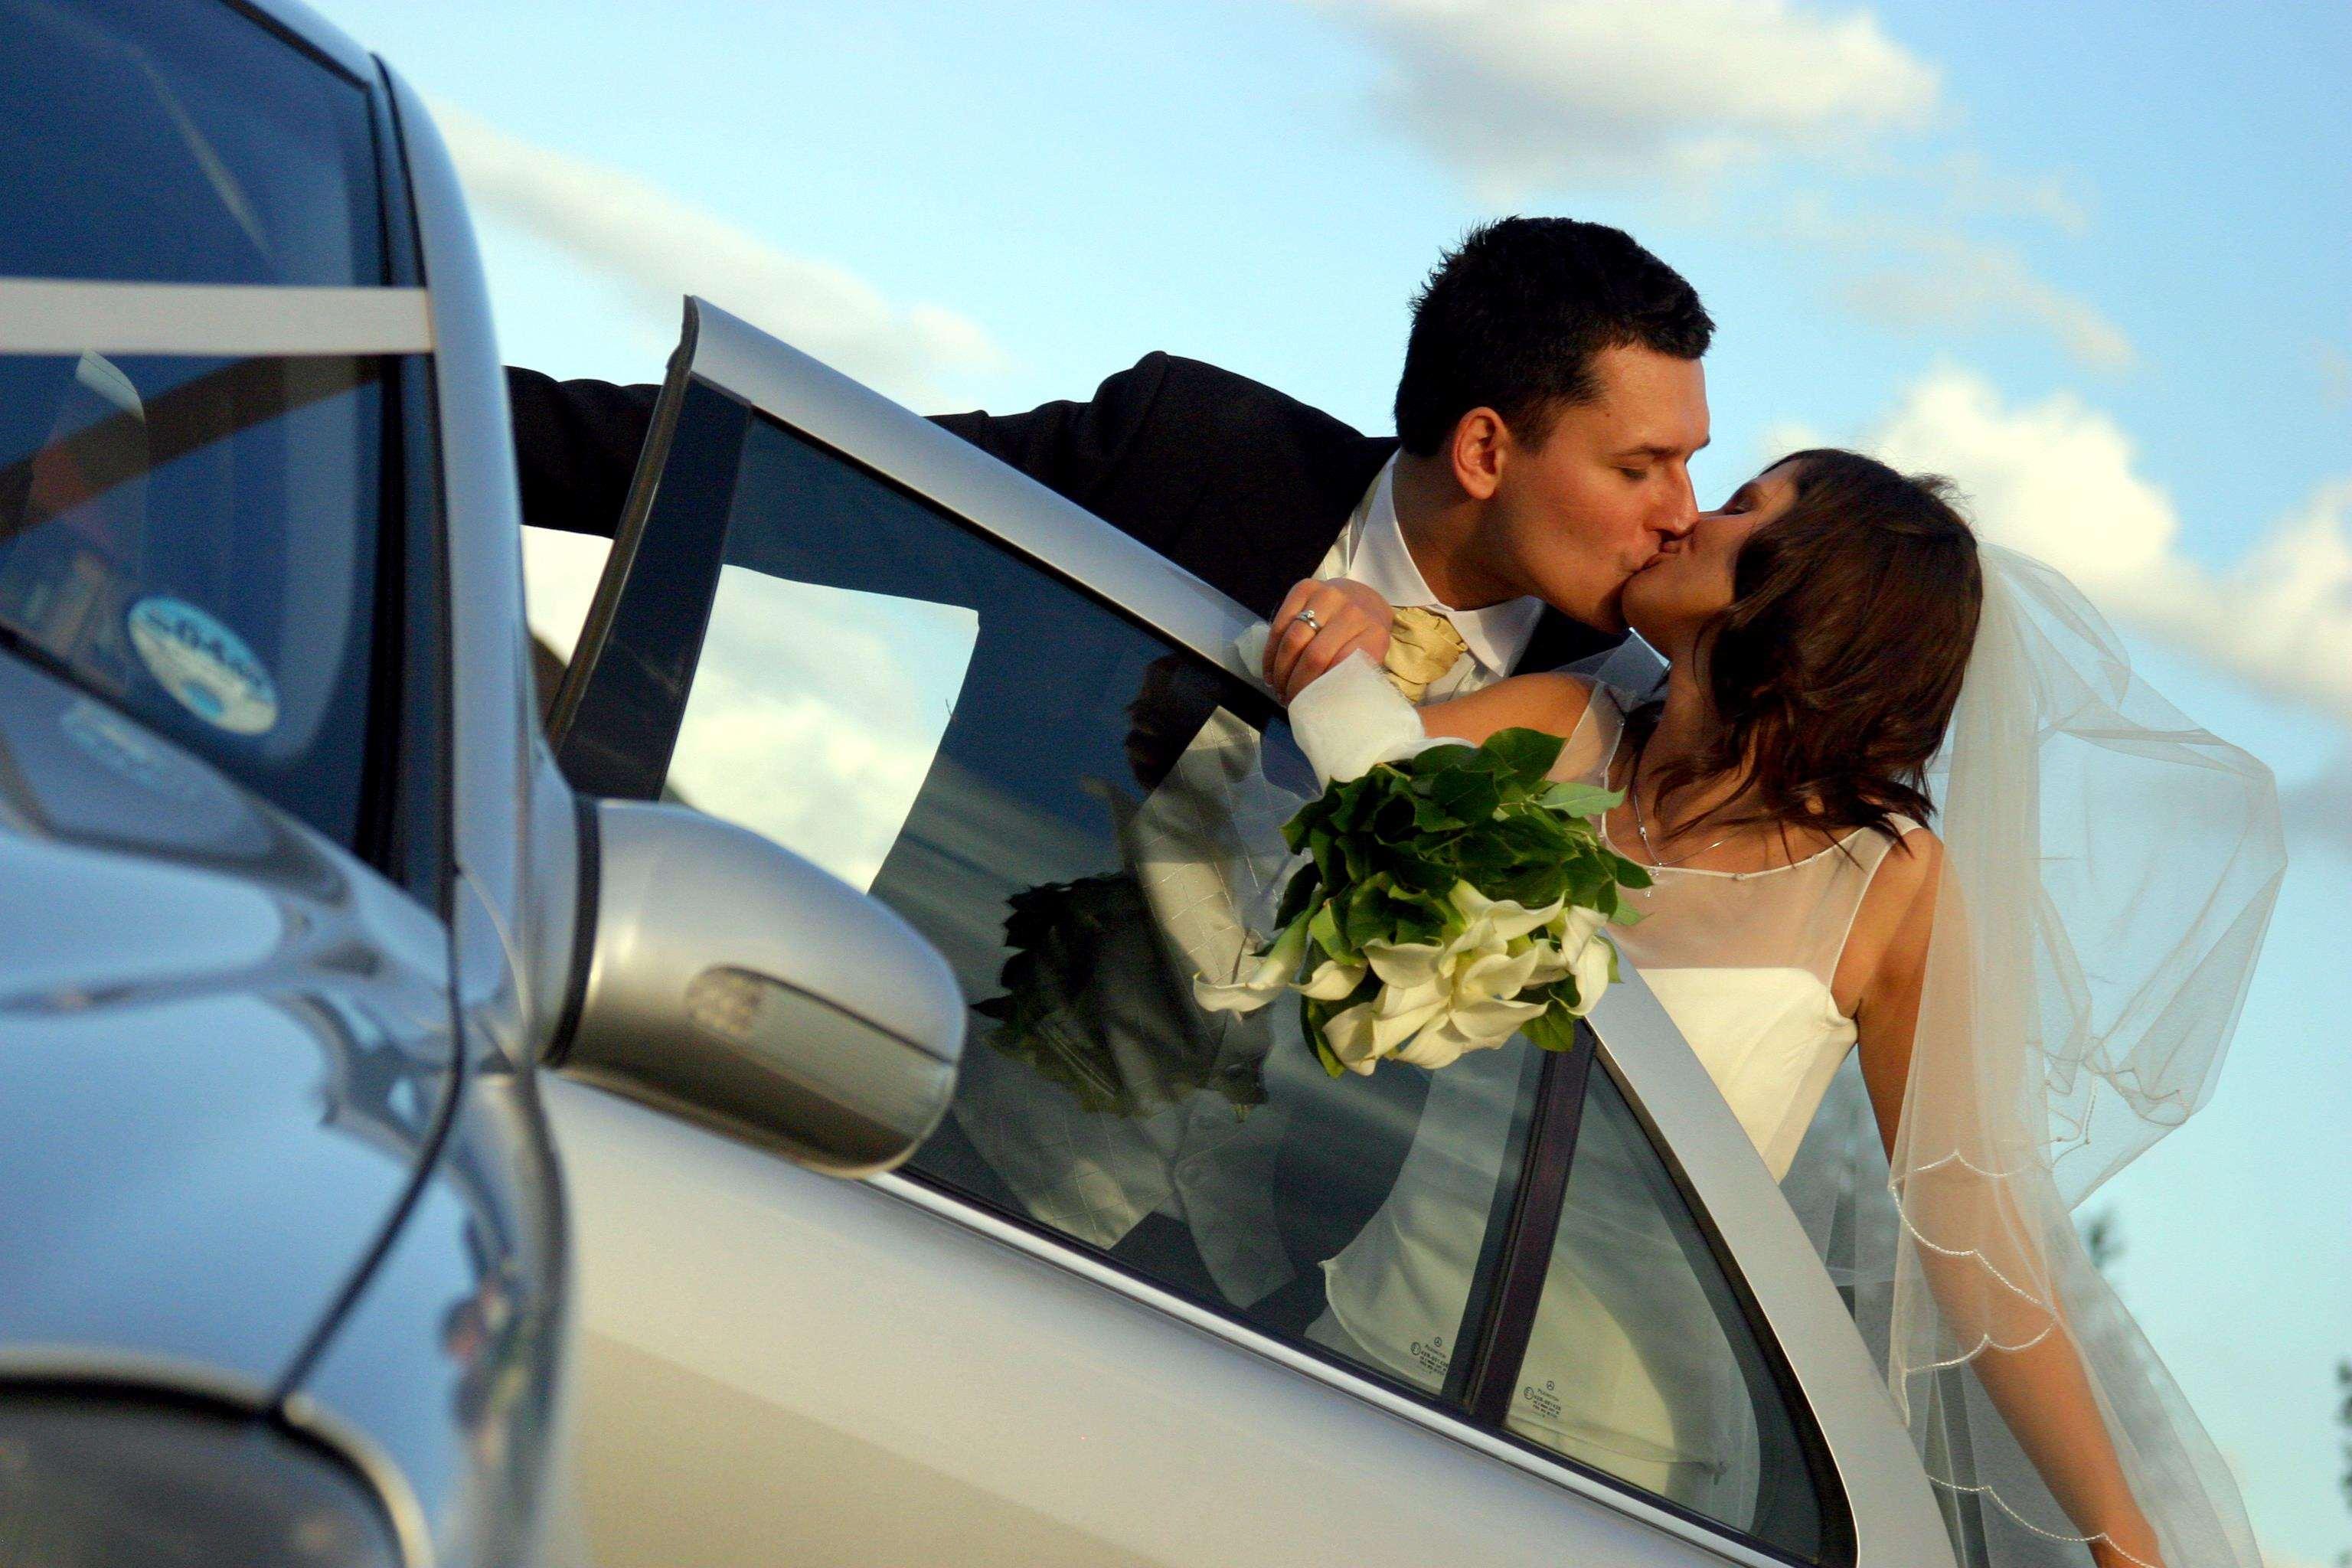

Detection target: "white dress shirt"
[1310, 455, 1547, 700]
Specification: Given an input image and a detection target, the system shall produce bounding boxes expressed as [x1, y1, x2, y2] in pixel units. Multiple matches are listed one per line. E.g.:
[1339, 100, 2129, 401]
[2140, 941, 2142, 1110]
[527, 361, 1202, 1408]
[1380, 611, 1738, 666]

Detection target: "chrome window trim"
[684, 298, 1956, 1567]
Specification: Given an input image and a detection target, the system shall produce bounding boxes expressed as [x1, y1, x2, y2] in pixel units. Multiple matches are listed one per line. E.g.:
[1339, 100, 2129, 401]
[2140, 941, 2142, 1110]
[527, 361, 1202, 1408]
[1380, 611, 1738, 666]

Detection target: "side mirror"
[550, 799, 965, 1177]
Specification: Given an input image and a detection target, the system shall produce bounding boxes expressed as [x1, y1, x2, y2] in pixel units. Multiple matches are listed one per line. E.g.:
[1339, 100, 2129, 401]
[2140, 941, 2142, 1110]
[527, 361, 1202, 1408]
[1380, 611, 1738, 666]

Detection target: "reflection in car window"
[1510, 1067, 1828, 1557]
[0, 0, 384, 286]
[671, 570, 976, 893]
[0, 352, 397, 848]
[664, 413, 1541, 1396]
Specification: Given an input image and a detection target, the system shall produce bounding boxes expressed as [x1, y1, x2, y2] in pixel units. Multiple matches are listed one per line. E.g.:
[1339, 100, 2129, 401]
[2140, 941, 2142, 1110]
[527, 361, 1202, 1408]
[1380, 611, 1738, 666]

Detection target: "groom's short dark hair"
[1394, 217, 1713, 456]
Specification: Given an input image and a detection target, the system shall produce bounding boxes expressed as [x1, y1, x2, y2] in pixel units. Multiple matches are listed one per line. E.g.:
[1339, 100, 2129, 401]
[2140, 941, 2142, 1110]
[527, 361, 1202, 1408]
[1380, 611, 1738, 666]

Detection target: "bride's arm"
[1418, 672, 1592, 750]
[1854, 841, 2164, 1568]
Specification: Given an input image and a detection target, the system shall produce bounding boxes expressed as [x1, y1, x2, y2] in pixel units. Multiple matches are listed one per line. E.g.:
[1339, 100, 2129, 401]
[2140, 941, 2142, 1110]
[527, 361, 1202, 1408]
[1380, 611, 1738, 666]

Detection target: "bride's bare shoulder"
[1835, 820, 1944, 1018]
[1866, 819, 1945, 922]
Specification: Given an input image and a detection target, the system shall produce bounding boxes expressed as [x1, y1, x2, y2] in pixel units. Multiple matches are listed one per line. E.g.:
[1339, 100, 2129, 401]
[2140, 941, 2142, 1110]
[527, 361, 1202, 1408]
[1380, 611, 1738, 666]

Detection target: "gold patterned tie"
[1383, 606, 1470, 703]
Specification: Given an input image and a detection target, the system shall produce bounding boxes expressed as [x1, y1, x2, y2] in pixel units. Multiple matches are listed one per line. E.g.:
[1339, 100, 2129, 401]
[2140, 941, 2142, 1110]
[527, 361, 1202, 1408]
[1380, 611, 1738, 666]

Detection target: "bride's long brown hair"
[1627, 448, 1983, 847]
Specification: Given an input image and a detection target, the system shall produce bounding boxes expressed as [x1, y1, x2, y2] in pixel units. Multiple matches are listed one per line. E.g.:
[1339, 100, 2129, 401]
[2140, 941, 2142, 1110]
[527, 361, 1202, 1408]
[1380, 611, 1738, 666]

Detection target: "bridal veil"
[1785, 542, 2285, 1566]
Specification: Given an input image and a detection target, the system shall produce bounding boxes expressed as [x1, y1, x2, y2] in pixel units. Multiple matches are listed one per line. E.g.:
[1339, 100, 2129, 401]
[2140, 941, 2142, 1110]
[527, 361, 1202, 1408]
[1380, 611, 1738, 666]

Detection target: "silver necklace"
[1628, 752, 1736, 869]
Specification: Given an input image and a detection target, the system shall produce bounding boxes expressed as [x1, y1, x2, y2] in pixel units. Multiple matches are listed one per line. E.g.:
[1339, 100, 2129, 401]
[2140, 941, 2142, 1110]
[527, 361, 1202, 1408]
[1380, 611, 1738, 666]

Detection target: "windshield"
[0, 353, 396, 846]
[0, 0, 408, 850]
[0, 0, 383, 286]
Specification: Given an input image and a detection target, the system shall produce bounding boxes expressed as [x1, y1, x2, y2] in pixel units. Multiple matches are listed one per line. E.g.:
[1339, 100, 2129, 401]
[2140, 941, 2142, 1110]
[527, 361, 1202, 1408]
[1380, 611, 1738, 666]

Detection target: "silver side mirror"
[550, 799, 965, 1177]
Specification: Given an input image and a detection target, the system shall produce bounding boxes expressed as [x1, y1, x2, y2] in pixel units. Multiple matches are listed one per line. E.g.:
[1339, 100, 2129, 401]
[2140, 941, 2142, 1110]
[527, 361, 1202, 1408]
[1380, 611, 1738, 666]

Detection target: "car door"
[533, 299, 1957, 1568]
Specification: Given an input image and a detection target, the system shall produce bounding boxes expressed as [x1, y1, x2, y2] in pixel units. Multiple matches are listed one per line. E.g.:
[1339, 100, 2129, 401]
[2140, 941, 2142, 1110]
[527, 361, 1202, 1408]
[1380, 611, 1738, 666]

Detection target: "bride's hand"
[1266, 578, 1393, 702]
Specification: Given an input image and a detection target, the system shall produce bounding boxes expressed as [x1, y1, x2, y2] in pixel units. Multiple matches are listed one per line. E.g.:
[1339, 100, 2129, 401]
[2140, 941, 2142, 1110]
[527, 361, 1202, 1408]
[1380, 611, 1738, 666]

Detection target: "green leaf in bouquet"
[1612, 851, 1655, 890]
[1281, 789, 1331, 853]
[1429, 764, 1504, 828]
[1387, 850, 1459, 897]
[1535, 779, 1622, 819]
[1341, 876, 1396, 951]
[1388, 893, 1449, 946]
[1305, 822, 1338, 880]
[1308, 897, 1354, 965]
[1302, 996, 1347, 1079]
[1481, 726, 1566, 786]
[1401, 740, 1480, 778]
[1373, 787, 1426, 845]
[1273, 861, 1324, 929]
[1522, 998, 1581, 1057]
[1328, 771, 1389, 834]
[1563, 848, 1615, 907]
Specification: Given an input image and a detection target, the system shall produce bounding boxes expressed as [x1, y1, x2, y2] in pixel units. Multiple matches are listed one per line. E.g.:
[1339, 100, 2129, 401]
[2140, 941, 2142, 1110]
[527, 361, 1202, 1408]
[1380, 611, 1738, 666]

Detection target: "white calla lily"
[1566, 931, 1618, 1016]
[1448, 881, 1565, 942]
[1322, 1000, 1383, 1074]
[1298, 954, 1368, 1000]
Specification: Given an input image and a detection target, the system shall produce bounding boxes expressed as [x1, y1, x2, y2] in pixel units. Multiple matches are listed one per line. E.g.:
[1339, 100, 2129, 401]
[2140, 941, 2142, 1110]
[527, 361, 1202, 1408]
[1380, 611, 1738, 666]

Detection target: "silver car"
[3, 2, 1964, 1564]
[0, 2, 954, 1563]
[528, 296, 1964, 1568]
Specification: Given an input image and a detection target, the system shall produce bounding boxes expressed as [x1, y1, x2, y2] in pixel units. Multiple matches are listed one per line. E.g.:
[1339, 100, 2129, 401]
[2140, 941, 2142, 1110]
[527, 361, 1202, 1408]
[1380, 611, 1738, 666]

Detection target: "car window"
[0, 354, 400, 852]
[1508, 1063, 1831, 1559]
[0, 0, 384, 286]
[639, 408, 1547, 1398]
[0, 0, 409, 853]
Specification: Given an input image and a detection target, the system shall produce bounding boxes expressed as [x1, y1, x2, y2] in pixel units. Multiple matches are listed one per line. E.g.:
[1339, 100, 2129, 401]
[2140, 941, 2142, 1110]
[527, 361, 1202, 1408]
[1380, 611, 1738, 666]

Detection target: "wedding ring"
[1294, 607, 1323, 632]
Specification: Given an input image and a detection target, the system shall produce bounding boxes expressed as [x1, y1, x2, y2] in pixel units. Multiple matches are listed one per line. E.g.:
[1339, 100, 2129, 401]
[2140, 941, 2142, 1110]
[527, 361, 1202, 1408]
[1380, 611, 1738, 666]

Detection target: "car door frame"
[554, 296, 1958, 1568]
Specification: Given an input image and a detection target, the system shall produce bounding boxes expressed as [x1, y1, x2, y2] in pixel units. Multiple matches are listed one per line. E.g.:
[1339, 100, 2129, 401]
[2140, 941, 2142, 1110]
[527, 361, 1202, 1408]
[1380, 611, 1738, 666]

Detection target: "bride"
[1259, 447, 2283, 1568]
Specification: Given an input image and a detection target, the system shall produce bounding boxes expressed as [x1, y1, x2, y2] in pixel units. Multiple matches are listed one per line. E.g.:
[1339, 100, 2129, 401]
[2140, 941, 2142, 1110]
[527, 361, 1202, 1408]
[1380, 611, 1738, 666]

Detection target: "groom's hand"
[1266, 578, 1393, 704]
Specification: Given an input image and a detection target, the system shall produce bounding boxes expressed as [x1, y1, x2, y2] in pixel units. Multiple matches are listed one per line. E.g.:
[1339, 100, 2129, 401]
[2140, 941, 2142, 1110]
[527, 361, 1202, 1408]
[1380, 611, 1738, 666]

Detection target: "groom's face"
[1486, 345, 1710, 633]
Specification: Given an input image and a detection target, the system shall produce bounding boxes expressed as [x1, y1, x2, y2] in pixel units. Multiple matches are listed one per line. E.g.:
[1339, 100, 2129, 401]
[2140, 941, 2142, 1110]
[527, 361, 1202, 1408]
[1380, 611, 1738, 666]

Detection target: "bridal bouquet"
[1192, 727, 1651, 1077]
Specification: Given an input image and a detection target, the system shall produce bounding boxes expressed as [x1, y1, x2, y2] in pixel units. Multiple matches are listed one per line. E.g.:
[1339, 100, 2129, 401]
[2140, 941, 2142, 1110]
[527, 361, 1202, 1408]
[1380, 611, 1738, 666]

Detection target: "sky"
[311, 1, 2351, 1558]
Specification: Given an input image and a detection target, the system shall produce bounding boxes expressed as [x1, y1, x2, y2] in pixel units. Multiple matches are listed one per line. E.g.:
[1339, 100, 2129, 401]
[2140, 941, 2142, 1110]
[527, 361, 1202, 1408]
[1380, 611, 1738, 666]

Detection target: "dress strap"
[1551, 677, 1625, 787]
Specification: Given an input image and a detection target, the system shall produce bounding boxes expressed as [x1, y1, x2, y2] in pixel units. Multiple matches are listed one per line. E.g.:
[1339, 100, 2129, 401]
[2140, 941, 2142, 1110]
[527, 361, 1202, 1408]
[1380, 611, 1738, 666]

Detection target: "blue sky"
[315, 1, 2351, 1557]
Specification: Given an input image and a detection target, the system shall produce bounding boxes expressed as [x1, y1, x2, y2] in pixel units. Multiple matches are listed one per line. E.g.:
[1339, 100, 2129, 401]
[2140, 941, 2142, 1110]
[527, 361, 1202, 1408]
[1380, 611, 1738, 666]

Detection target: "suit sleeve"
[925, 351, 1174, 515]
[508, 353, 1174, 541]
[506, 367, 661, 537]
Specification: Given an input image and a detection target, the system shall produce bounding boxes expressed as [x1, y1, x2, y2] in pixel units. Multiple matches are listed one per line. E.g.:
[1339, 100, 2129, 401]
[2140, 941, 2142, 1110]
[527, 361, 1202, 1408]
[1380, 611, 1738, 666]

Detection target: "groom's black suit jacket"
[505, 351, 1617, 675]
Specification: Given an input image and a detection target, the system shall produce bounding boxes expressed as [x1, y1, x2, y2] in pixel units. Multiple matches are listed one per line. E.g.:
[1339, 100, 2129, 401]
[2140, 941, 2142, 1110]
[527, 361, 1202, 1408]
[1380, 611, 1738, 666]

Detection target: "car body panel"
[554, 1076, 1718, 1568]
[0, 652, 455, 1394]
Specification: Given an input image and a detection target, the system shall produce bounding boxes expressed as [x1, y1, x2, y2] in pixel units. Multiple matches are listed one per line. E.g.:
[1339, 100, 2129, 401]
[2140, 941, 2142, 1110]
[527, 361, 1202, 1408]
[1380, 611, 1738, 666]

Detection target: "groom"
[508, 216, 1713, 684]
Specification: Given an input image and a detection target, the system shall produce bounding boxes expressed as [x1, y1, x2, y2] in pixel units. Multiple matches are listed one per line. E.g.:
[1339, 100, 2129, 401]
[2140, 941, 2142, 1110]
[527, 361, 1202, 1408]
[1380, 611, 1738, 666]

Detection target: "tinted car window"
[0, 352, 397, 848]
[1509, 1066, 1830, 1557]
[652, 410, 1544, 1393]
[0, 2, 403, 851]
[0, 0, 384, 286]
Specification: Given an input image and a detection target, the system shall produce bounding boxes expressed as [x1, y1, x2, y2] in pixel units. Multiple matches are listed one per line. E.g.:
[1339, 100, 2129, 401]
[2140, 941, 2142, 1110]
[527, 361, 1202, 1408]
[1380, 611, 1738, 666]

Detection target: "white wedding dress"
[1308, 678, 1921, 1515]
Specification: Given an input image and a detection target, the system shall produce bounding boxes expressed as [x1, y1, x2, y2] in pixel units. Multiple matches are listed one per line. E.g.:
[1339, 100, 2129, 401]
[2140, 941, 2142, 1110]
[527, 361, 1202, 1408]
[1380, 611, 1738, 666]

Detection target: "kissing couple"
[509, 217, 2282, 1568]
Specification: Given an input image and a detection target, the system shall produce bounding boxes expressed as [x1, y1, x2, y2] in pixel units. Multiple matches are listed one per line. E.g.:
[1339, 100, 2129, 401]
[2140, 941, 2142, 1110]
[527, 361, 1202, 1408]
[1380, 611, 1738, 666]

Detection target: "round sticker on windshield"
[126, 596, 280, 737]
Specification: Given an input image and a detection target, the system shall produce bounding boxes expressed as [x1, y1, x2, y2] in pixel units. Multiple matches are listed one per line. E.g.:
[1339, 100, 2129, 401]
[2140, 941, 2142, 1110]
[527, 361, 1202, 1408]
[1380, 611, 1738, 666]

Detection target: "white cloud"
[1843, 230, 2136, 374]
[1805, 366, 2352, 728]
[1933, 150, 2091, 236]
[429, 103, 998, 406]
[1775, 198, 2134, 374]
[1308, 0, 1940, 194]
